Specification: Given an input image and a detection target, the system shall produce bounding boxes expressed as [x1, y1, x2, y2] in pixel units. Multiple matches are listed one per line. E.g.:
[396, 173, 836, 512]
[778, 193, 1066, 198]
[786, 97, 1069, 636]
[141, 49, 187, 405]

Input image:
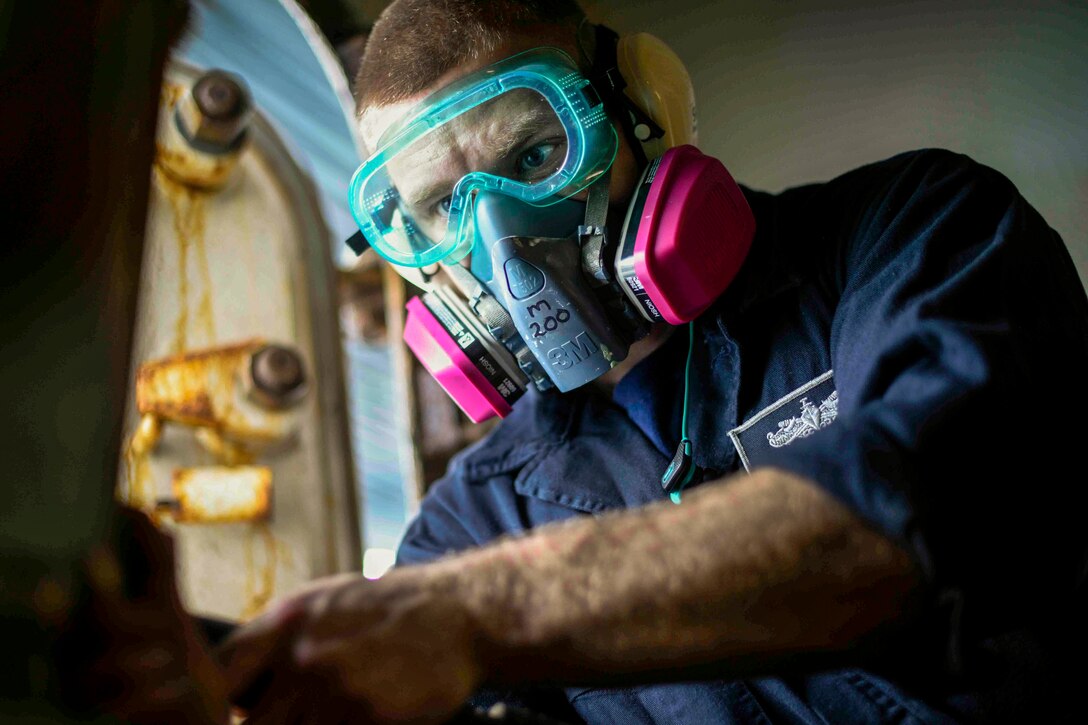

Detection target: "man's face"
[359, 42, 639, 250]
[379, 88, 569, 243]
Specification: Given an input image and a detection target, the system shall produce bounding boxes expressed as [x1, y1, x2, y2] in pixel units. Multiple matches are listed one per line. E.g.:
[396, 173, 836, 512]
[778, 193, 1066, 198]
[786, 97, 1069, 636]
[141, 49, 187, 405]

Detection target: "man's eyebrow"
[405, 178, 456, 211]
[485, 106, 561, 161]
[402, 106, 561, 209]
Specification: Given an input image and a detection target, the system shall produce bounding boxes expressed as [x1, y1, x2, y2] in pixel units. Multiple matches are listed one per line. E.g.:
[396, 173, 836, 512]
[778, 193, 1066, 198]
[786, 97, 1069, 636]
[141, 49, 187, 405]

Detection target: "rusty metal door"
[117, 63, 360, 621]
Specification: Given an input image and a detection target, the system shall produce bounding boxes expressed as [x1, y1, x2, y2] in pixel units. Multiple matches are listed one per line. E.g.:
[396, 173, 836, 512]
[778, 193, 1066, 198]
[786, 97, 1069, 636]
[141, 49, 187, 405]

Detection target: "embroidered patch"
[728, 370, 838, 472]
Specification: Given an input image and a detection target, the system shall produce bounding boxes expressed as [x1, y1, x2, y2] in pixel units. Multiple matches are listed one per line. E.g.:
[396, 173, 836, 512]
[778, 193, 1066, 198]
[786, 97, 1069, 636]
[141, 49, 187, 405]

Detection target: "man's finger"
[218, 599, 307, 699]
[235, 669, 328, 725]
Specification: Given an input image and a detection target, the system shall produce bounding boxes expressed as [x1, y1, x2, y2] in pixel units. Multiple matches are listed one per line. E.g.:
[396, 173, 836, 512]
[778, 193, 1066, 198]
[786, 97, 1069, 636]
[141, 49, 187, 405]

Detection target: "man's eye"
[435, 196, 452, 216]
[515, 142, 561, 180]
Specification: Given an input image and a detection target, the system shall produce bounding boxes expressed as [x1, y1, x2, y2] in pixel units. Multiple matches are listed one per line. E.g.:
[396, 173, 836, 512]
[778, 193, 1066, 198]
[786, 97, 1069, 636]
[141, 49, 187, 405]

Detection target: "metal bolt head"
[193, 72, 247, 121]
[249, 345, 307, 409]
[175, 69, 252, 154]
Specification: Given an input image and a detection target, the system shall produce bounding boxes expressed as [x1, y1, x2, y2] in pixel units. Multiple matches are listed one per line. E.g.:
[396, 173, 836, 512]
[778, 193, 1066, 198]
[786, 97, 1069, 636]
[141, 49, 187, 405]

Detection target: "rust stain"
[135, 339, 262, 429]
[156, 141, 236, 189]
[157, 85, 236, 190]
[174, 227, 189, 353]
[121, 414, 161, 509]
[194, 427, 256, 466]
[194, 229, 216, 342]
[140, 339, 262, 367]
[153, 163, 208, 354]
[242, 522, 279, 620]
[122, 444, 154, 510]
[162, 82, 184, 109]
[133, 339, 292, 444]
[136, 353, 216, 425]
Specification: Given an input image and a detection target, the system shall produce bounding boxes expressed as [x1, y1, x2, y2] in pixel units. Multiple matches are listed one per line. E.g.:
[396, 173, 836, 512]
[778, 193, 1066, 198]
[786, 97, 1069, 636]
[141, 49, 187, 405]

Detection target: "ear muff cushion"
[616, 33, 697, 159]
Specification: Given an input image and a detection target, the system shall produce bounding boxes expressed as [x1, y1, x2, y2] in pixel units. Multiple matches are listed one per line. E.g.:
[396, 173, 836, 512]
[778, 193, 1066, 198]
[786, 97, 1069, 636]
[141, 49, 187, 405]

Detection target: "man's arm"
[221, 467, 919, 722]
[446, 467, 918, 683]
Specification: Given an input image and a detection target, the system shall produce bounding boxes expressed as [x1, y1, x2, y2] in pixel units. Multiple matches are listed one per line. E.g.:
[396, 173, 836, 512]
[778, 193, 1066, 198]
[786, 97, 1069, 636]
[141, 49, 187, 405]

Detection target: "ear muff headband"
[587, 25, 696, 164]
[616, 33, 697, 160]
[588, 24, 661, 169]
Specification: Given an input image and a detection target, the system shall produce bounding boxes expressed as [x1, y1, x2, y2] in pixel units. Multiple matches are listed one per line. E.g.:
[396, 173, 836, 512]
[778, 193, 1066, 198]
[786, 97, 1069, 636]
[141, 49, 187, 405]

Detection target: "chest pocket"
[729, 370, 838, 472]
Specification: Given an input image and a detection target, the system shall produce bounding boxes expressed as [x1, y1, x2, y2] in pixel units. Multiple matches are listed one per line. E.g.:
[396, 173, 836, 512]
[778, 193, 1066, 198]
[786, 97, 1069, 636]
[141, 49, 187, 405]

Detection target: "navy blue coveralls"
[397, 150, 1088, 723]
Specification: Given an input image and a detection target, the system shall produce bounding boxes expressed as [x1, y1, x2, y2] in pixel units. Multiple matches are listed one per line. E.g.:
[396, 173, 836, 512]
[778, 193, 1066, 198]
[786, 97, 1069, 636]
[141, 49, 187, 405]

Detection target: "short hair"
[354, 0, 586, 112]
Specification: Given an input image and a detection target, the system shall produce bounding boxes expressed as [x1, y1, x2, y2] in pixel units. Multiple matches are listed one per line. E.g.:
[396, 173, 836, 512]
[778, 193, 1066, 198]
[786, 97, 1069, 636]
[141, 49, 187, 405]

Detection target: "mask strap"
[579, 167, 613, 286]
[441, 261, 518, 336]
[581, 166, 611, 234]
[345, 229, 370, 255]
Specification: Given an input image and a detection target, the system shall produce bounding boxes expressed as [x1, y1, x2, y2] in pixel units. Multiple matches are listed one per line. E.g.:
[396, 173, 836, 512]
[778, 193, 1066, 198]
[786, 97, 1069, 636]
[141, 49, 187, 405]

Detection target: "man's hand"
[219, 568, 486, 723]
[56, 508, 231, 724]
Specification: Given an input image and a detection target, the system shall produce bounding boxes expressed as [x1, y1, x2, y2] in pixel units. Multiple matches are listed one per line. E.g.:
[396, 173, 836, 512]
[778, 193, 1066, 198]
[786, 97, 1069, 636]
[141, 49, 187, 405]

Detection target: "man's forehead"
[381, 91, 561, 209]
[357, 35, 580, 151]
[366, 89, 549, 157]
[359, 100, 417, 153]
[358, 48, 506, 152]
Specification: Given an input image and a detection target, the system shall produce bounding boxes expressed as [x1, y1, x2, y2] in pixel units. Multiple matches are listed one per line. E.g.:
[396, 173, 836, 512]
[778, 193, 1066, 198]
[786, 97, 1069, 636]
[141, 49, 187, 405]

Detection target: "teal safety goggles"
[348, 47, 618, 268]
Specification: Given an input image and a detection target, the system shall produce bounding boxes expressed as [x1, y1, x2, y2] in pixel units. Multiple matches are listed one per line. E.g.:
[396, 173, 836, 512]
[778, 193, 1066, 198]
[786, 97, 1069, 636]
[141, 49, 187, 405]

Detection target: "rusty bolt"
[193, 72, 246, 121]
[248, 345, 307, 409]
[175, 69, 252, 154]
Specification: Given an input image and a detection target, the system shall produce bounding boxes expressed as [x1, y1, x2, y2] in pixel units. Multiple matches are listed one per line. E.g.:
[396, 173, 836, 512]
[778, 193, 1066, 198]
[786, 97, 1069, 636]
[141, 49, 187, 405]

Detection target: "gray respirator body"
[402, 182, 654, 423]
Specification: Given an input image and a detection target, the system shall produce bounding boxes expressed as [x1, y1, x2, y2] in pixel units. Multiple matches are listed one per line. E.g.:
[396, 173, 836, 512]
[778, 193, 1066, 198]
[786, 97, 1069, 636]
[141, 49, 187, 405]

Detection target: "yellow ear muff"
[615, 33, 697, 160]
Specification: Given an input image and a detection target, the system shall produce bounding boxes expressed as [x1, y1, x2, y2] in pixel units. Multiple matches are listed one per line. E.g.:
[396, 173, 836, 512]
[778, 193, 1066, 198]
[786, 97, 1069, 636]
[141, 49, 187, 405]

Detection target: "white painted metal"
[118, 63, 360, 621]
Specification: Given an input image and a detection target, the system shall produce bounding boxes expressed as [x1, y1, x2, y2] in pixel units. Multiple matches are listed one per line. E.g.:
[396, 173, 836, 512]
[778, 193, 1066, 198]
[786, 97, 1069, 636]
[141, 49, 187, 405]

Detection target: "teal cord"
[681, 320, 694, 441]
[670, 321, 696, 504]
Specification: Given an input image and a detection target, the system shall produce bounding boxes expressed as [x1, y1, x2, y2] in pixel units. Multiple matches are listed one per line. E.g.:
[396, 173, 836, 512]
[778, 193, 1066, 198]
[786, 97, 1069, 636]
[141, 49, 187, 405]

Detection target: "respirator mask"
[347, 36, 755, 424]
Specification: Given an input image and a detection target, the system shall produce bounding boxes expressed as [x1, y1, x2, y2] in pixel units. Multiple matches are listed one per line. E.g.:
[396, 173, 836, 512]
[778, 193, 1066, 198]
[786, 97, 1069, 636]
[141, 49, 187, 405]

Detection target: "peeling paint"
[135, 340, 293, 442]
[172, 466, 271, 523]
[123, 444, 154, 510]
[123, 414, 161, 509]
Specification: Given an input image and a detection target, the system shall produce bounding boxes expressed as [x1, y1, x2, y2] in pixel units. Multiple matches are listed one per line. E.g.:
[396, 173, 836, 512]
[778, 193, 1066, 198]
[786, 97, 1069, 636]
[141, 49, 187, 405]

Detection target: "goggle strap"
[579, 168, 613, 287]
[582, 167, 612, 235]
[589, 25, 626, 96]
[345, 229, 370, 256]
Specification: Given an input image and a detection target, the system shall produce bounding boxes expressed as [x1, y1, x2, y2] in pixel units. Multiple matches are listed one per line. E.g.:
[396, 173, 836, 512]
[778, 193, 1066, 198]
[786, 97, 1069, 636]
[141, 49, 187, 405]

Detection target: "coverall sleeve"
[767, 149, 1088, 662]
[395, 466, 585, 721]
[395, 469, 483, 567]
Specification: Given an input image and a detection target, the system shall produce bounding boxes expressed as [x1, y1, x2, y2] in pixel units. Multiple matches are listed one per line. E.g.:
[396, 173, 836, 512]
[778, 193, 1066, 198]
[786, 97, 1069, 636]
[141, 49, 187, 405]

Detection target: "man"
[222, 1, 1088, 722]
